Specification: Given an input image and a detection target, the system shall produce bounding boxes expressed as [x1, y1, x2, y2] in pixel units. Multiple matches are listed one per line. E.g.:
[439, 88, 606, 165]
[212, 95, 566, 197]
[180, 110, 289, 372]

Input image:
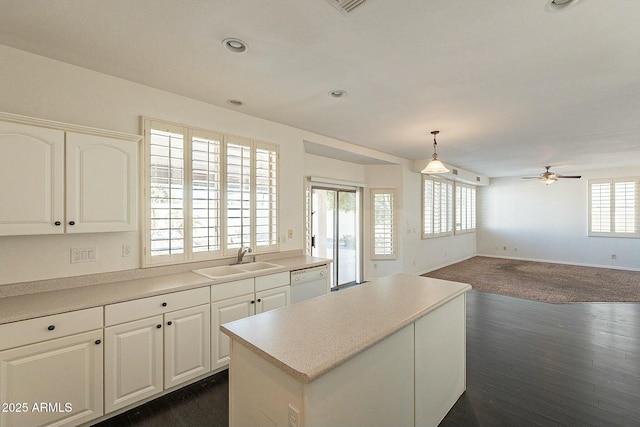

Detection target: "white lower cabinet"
[0, 308, 104, 427]
[164, 304, 211, 389]
[211, 293, 255, 370]
[211, 272, 290, 371]
[104, 316, 163, 413]
[104, 288, 210, 413]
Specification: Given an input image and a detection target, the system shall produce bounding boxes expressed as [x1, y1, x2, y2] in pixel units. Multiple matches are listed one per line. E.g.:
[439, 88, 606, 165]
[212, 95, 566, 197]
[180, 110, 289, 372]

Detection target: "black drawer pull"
[95, 339, 101, 345]
[47, 325, 55, 331]
[162, 302, 167, 307]
[250, 300, 255, 304]
[157, 324, 162, 329]
[68, 221, 75, 226]
[257, 298, 261, 302]
[54, 221, 61, 226]
[167, 321, 173, 326]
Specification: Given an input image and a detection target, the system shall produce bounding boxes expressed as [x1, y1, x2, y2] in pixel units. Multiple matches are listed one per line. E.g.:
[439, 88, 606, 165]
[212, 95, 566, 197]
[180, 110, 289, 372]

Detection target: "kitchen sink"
[236, 261, 283, 272]
[192, 265, 246, 279]
[193, 262, 283, 279]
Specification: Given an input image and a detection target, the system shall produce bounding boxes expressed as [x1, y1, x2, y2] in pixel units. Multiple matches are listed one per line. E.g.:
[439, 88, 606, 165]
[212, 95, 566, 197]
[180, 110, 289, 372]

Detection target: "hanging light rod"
[421, 130, 450, 174]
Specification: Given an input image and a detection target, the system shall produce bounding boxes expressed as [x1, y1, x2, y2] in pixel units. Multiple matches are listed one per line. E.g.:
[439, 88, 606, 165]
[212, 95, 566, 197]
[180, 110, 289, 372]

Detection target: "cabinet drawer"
[255, 272, 290, 292]
[105, 287, 210, 326]
[211, 278, 254, 301]
[0, 307, 103, 351]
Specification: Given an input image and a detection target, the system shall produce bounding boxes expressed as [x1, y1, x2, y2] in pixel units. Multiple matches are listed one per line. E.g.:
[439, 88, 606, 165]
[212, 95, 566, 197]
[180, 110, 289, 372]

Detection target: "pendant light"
[421, 130, 450, 174]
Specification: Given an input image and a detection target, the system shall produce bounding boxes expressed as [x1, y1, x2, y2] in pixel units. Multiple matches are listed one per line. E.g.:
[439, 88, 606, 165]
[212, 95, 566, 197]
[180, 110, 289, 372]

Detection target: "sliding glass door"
[311, 187, 359, 288]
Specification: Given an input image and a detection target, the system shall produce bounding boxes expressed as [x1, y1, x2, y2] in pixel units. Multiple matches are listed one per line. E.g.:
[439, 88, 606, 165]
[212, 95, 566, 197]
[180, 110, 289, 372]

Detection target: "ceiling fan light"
[421, 159, 450, 174]
[542, 177, 557, 185]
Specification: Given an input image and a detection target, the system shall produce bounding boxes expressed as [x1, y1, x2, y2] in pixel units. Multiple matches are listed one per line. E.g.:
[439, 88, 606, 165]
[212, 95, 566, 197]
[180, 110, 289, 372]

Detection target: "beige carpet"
[422, 256, 640, 303]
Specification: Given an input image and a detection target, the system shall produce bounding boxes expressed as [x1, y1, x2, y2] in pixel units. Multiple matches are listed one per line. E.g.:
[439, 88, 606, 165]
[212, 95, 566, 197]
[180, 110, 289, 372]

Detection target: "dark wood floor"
[93, 290, 640, 427]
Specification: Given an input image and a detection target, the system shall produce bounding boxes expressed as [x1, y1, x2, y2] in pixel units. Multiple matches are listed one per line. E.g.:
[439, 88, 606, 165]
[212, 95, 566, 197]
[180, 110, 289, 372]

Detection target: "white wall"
[477, 165, 640, 270]
[304, 154, 366, 184]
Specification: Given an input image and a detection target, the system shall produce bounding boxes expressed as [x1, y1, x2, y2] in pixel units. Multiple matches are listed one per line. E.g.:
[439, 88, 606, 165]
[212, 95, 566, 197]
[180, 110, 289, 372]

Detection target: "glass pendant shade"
[421, 130, 450, 174]
[421, 158, 449, 174]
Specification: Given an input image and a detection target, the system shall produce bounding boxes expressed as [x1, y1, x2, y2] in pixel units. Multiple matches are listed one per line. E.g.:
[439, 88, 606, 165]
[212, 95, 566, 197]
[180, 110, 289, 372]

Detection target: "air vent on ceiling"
[452, 169, 459, 175]
[476, 176, 481, 182]
[326, 0, 368, 14]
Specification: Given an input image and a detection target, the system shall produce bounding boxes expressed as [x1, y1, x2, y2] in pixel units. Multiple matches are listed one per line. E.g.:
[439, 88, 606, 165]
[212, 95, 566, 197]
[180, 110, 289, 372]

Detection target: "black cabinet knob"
[156, 324, 162, 329]
[68, 221, 75, 226]
[162, 302, 167, 307]
[257, 298, 262, 302]
[54, 221, 61, 226]
[250, 300, 255, 304]
[167, 321, 173, 326]
[47, 325, 55, 331]
[95, 339, 101, 345]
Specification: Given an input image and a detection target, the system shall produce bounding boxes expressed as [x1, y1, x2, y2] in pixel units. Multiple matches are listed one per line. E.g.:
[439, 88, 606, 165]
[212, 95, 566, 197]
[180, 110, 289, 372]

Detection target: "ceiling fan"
[522, 166, 582, 185]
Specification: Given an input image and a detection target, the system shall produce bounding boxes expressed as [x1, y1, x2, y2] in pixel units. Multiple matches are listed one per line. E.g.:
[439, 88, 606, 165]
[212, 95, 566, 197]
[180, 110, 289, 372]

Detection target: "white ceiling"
[1, 0, 639, 177]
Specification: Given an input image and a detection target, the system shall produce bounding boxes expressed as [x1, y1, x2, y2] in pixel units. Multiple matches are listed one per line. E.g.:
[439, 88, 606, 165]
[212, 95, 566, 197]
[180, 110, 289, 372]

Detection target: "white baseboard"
[414, 254, 476, 276]
[476, 253, 640, 272]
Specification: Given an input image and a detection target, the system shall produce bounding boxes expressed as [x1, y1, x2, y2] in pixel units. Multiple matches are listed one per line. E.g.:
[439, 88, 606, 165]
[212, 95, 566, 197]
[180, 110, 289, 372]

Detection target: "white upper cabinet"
[0, 114, 140, 235]
[66, 132, 137, 233]
[0, 121, 65, 235]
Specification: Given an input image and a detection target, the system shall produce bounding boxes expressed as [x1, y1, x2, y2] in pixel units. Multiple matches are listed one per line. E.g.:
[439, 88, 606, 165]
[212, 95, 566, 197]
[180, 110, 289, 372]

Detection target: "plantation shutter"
[255, 143, 278, 251]
[614, 181, 636, 234]
[589, 178, 639, 237]
[148, 125, 185, 262]
[226, 136, 252, 251]
[371, 189, 396, 259]
[191, 132, 222, 256]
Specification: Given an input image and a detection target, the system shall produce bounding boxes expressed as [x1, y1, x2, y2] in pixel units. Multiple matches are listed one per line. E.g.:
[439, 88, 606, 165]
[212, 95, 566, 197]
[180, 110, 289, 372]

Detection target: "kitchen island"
[221, 273, 471, 427]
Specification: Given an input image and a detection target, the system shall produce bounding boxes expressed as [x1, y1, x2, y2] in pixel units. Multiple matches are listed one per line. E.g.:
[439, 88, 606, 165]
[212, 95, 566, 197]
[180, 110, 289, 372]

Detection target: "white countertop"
[221, 273, 471, 384]
[0, 255, 329, 324]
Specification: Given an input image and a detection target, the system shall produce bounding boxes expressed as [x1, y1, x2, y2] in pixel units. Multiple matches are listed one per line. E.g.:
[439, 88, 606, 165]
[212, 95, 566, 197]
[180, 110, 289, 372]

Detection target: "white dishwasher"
[290, 265, 330, 304]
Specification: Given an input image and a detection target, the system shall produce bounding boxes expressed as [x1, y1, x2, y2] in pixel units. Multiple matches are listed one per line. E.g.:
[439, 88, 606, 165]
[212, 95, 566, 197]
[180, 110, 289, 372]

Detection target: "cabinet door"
[104, 316, 163, 413]
[0, 330, 103, 427]
[65, 132, 137, 233]
[211, 294, 254, 370]
[164, 304, 211, 389]
[0, 121, 65, 236]
[256, 285, 290, 314]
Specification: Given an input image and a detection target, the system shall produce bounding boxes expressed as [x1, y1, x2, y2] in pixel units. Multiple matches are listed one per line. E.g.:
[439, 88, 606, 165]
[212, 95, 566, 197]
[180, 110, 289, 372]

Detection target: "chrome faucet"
[236, 246, 252, 264]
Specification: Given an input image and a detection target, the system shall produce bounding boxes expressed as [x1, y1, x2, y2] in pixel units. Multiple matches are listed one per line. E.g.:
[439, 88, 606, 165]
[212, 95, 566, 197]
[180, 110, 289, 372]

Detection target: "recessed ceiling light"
[546, 0, 580, 11]
[227, 99, 244, 107]
[222, 38, 248, 53]
[328, 89, 347, 98]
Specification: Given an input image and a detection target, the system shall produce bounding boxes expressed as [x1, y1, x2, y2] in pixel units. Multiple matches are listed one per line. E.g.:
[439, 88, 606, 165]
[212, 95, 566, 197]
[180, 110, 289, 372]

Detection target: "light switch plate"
[71, 247, 97, 264]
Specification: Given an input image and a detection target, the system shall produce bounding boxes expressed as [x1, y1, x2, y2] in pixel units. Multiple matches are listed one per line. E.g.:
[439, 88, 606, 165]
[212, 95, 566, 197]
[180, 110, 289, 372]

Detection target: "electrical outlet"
[288, 229, 293, 239]
[122, 244, 132, 257]
[288, 404, 300, 427]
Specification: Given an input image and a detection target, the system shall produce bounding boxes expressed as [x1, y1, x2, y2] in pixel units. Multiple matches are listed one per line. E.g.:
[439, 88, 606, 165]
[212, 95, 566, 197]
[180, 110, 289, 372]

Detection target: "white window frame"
[455, 183, 476, 234]
[422, 175, 453, 239]
[370, 188, 397, 260]
[142, 118, 279, 267]
[589, 177, 639, 238]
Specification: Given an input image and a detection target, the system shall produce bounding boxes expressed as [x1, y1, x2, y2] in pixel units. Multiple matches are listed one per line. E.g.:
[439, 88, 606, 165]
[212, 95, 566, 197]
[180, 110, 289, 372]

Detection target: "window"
[422, 176, 453, 238]
[143, 118, 279, 266]
[371, 189, 397, 259]
[455, 183, 476, 233]
[422, 176, 477, 239]
[589, 178, 639, 238]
